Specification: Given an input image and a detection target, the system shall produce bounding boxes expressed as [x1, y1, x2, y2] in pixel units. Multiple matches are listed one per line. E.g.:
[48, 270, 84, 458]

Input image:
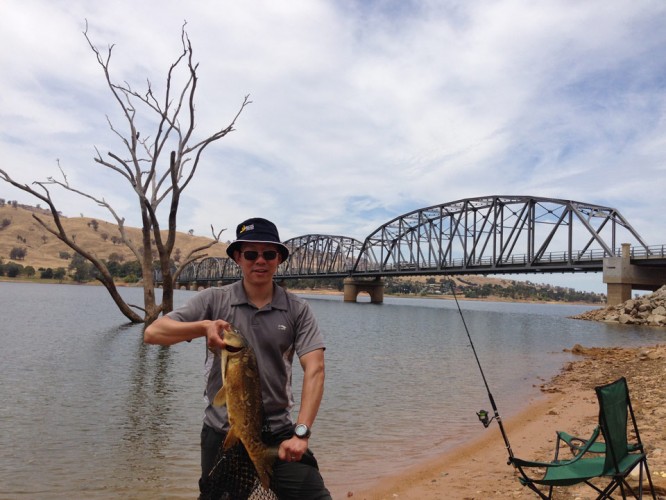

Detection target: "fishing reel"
[476, 409, 495, 428]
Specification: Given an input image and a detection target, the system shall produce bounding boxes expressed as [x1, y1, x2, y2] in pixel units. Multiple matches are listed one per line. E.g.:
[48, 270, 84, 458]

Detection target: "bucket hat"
[226, 217, 290, 261]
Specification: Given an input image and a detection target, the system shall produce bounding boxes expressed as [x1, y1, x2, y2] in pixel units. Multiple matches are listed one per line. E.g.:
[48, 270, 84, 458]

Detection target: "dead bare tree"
[0, 21, 250, 324]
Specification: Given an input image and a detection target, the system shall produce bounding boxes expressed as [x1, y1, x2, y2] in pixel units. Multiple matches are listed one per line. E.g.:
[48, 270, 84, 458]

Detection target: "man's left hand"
[278, 436, 308, 462]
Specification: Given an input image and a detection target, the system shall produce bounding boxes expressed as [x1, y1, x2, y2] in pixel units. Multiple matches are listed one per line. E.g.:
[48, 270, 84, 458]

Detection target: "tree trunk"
[140, 207, 158, 322]
[161, 263, 175, 316]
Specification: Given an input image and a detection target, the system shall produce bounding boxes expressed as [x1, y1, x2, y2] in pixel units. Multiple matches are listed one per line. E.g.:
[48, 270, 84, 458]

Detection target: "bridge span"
[166, 196, 666, 305]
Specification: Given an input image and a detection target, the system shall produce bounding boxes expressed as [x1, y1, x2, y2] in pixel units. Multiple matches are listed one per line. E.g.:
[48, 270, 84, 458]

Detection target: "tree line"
[457, 281, 605, 303]
[0, 254, 146, 283]
[286, 277, 605, 303]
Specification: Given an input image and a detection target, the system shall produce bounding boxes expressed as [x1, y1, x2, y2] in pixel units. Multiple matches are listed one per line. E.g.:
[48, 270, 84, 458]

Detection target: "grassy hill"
[0, 202, 229, 272]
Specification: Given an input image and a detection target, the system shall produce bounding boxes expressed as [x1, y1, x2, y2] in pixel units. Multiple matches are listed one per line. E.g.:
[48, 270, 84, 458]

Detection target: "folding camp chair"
[510, 377, 656, 499]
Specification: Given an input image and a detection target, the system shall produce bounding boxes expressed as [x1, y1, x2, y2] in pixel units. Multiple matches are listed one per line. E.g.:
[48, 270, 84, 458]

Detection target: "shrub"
[108, 252, 124, 263]
[69, 254, 95, 282]
[6, 263, 21, 277]
[123, 274, 140, 283]
[9, 247, 27, 260]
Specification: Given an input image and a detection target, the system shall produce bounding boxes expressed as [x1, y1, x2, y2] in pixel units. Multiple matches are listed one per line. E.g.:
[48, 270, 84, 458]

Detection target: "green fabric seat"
[509, 377, 656, 499]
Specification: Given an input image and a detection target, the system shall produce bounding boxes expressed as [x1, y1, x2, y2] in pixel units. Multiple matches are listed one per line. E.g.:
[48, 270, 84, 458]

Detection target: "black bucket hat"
[226, 217, 290, 261]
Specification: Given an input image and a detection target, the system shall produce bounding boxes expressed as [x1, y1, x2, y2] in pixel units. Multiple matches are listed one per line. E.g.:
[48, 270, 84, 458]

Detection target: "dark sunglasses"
[242, 250, 279, 261]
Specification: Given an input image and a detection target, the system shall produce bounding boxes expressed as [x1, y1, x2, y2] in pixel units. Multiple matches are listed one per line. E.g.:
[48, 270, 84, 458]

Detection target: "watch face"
[295, 424, 309, 437]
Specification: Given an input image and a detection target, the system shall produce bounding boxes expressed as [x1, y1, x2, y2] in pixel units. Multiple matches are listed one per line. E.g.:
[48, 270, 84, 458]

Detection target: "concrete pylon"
[603, 243, 666, 305]
[343, 277, 384, 303]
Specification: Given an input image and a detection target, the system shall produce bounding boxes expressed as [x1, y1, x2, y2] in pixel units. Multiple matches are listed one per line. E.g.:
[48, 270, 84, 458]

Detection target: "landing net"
[200, 442, 278, 500]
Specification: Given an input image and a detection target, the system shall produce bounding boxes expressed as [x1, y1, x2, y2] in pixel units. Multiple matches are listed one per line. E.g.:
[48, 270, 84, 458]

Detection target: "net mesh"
[200, 442, 278, 500]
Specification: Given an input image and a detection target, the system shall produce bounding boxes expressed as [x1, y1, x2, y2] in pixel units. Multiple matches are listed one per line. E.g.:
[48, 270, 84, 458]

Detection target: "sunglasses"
[242, 250, 279, 261]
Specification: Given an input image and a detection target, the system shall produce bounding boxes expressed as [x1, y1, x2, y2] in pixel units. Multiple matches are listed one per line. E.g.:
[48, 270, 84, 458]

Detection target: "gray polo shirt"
[167, 280, 325, 433]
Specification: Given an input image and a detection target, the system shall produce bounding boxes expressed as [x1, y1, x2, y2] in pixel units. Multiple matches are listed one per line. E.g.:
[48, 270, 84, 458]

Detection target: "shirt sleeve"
[293, 298, 326, 357]
[166, 288, 215, 322]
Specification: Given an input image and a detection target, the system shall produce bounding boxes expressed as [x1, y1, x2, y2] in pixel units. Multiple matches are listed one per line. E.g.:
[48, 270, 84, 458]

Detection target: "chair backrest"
[595, 377, 630, 473]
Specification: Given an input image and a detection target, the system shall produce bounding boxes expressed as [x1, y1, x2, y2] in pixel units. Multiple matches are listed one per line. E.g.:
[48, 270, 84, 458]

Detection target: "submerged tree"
[0, 21, 250, 324]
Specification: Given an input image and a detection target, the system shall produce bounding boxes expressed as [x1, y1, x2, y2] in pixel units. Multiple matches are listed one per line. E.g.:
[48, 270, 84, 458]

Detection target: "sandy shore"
[350, 344, 666, 500]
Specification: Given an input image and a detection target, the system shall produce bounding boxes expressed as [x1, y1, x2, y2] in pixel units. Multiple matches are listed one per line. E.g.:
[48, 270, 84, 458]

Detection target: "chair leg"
[521, 481, 552, 500]
[642, 459, 657, 500]
[622, 460, 658, 500]
[595, 461, 657, 500]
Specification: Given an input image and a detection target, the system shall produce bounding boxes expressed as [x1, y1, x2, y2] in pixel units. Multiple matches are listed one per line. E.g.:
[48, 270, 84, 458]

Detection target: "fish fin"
[266, 446, 279, 462]
[223, 427, 240, 449]
[212, 386, 227, 407]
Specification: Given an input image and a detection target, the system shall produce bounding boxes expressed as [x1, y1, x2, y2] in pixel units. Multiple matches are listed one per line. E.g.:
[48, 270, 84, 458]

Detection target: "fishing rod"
[447, 280, 515, 462]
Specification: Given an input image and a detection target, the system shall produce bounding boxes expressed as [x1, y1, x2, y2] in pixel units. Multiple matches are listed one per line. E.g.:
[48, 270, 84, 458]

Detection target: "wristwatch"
[294, 423, 311, 439]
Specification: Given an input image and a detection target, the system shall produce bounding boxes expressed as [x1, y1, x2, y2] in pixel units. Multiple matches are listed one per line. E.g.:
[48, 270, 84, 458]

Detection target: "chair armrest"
[511, 456, 567, 468]
[557, 430, 586, 445]
[557, 429, 606, 455]
[511, 426, 601, 470]
[557, 429, 641, 454]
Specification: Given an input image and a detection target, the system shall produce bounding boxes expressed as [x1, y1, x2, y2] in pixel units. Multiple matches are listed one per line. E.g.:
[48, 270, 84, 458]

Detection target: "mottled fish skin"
[212, 325, 275, 490]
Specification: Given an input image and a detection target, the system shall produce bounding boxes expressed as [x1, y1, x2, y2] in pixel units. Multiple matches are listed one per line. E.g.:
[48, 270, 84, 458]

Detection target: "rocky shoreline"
[540, 343, 666, 497]
[572, 285, 666, 327]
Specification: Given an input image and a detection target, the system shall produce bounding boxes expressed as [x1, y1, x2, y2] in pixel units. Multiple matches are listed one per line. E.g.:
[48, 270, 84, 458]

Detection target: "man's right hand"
[205, 319, 231, 351]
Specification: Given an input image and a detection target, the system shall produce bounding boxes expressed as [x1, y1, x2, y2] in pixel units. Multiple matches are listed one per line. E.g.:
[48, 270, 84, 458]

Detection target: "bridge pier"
[343, 277, 384, 303]
[603, 243, 666, 305]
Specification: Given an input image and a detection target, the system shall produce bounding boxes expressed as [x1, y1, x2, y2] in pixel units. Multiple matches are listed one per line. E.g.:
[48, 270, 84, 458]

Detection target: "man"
[144, 217, 331, 499]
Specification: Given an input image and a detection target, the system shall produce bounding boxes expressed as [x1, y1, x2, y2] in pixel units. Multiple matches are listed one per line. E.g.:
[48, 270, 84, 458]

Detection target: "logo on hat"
[239, 224, 254, 234]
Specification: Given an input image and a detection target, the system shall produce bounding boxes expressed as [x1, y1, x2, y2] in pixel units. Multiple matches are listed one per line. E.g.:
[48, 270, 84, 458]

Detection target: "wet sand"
[349, 344, 666, 499]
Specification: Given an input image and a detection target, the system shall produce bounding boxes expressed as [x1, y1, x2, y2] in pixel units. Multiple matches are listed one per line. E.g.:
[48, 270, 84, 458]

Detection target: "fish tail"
[257, 468, 272, 491]
[254, 447, 277, 491]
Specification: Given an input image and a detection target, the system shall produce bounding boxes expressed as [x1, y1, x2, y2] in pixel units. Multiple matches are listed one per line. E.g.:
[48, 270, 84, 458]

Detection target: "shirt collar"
[229, 280, 288, 311]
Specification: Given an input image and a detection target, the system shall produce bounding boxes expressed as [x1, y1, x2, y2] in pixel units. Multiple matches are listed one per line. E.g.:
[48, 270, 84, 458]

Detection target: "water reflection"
[119, 339, 174, 483]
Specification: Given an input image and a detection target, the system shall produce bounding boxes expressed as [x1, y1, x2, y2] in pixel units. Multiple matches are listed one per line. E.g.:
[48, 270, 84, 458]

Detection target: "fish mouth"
[224, 344, 244, 353]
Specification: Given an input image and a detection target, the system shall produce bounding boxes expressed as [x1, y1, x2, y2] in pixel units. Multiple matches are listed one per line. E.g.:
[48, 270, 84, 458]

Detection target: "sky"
[1, 0, 665, 293]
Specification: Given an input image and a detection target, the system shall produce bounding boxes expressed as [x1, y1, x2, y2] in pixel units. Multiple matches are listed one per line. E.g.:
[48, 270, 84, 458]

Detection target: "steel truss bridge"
[171, 196, 665, 288]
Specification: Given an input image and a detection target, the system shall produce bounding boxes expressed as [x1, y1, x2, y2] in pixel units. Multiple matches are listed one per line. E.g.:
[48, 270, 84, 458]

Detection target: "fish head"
[222, 324, 247, 353]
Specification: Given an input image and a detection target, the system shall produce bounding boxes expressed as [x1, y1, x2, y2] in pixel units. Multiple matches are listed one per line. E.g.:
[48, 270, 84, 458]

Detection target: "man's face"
[235, 242, 282, 286]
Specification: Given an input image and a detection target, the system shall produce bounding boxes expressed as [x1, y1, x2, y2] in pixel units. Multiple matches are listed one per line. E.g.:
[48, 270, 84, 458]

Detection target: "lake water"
[1, 281, 664, 499]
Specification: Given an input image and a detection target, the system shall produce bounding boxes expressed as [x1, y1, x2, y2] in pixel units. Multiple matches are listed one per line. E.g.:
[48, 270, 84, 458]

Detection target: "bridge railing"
[631, 244, 666, 259]
[368, 247, 613, 273]
[159, 244, 666, 284]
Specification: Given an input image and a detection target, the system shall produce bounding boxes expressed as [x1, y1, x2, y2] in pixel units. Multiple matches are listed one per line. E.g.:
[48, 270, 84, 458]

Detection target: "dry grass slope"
[0, 204, 229, 271]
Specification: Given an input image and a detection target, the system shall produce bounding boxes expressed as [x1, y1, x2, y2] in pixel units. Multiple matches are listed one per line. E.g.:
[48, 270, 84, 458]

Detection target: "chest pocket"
[253, 307, 296, 353]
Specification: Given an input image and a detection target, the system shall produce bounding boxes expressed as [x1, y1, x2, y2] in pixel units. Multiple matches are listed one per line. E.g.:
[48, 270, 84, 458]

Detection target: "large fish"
[212, 324, 276, 490]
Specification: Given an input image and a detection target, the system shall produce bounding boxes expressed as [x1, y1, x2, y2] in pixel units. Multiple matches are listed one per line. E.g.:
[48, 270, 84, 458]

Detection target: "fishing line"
[447, 280, 515, 462]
